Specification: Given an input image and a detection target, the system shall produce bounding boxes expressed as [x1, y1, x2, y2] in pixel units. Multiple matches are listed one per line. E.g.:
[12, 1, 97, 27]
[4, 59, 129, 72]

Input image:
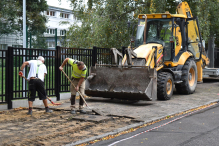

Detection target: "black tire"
[157, 72, 174, 100]
[175, 59, 197, 94]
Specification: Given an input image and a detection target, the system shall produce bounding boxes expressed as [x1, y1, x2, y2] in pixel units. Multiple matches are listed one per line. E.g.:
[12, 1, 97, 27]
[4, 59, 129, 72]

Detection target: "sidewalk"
[0, 80, 219, 145]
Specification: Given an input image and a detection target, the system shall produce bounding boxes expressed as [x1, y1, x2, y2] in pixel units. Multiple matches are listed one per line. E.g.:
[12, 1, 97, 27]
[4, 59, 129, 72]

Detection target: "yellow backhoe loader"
[85, 1, 210, 101]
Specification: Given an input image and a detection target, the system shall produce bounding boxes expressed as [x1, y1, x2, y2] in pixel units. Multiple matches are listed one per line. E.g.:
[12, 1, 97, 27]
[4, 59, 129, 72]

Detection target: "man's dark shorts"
[28, 79, 47, 101]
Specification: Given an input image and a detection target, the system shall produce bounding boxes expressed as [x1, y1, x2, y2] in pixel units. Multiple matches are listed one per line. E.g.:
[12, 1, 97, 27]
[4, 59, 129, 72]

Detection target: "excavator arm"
[177, 1, 212, 82]
[177, 1, 209, 69]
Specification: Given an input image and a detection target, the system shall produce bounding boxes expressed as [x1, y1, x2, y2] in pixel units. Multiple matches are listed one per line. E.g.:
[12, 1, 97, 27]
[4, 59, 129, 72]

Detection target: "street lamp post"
[23, 0, 26, 98]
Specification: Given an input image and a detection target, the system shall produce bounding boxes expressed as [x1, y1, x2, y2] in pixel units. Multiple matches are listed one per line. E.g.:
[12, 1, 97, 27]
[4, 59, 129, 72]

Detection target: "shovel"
[60, 70, 103, 115]
[21, 76, 61, 106]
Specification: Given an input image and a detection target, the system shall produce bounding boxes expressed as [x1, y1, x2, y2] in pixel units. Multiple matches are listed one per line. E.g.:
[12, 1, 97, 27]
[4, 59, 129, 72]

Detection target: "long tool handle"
[22, 76, 28, 81]
[60, 70, 91, 109]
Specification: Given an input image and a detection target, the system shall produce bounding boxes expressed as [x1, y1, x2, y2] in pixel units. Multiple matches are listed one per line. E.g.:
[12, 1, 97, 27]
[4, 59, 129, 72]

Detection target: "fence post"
[7, 47, 13, 109]
[55, 46, 61, 101]
[55, 28, 57, 48]
[92, 46, 97, 66]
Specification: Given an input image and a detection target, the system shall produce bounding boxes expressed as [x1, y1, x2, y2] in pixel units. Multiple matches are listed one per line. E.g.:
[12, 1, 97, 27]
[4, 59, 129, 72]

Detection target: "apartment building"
[0, 5, 80, 50]
[44, 6, 81, 49]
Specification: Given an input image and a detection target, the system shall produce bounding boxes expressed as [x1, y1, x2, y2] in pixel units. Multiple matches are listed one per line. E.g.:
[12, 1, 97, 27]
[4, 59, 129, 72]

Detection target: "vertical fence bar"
[7, 47, 13, 109]
[48, 50, 51, 95]
[0, 50, 4, 104]
[18, 48, 21, 98]
[0, 50, 6, 104]
[55, 28, 57, 48]
[22, 48, 26, 98]
[92, 46, 97, 66]
[55, 46, 61, 101]
[5, 49, 8, 105]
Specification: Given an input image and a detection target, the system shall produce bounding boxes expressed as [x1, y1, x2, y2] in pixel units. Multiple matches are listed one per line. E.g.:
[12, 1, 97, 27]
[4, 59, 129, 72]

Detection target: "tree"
[0, 0, 48, 49]
[0, 0, 20, 36]
[17, 0, 48, 35]
[66, 0, 219, 49]
[66, 0, 160, 49]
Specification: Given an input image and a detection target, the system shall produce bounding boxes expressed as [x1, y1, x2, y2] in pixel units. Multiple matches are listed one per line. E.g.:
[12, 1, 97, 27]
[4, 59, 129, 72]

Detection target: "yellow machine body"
[85, 1, 210, 101]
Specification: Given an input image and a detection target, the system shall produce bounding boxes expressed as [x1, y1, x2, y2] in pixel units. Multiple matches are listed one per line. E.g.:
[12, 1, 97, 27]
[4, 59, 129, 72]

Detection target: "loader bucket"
[85, 66, 157, 101]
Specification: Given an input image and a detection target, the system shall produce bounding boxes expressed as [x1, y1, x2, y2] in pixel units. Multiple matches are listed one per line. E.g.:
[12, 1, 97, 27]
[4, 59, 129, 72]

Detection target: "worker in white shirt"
[19, 56, 53, 115]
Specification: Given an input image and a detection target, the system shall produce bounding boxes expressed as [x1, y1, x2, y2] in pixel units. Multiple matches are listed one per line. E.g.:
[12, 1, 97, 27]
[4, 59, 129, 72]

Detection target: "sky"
[46, 0, 73, 10]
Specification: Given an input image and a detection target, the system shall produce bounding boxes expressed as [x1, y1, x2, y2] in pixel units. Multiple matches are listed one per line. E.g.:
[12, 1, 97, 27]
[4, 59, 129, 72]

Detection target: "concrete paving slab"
[70, 114, 112, 122]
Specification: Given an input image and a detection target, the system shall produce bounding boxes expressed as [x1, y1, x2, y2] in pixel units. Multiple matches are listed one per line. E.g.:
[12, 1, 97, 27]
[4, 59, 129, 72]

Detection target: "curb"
[66, 99, 219, 146]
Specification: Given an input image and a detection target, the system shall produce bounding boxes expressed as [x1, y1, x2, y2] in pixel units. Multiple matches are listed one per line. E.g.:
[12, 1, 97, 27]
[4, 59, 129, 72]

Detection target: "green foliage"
[65, 0, 219, 48]
[17, 0, 48, 36]
[67, 1, 129, 49]
[0, 0, 20, 36]
[0, 0, 48, 43]
[67, 0, 163, 49]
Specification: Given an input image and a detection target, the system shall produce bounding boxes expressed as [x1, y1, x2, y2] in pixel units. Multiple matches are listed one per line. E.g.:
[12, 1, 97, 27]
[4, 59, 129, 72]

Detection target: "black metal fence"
[0, 46, 126, 109]
[5, 47, 57, 108]
[0, 50, 7, 104]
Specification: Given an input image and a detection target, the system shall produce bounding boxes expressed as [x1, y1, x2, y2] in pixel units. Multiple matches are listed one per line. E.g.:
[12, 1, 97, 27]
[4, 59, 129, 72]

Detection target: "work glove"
[19, 71, 23, 77]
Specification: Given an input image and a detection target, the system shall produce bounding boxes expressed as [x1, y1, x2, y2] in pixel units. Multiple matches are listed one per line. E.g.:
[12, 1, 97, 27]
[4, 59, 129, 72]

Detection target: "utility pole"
[23, 0, 26, 48]
[23, 0, 26, 98]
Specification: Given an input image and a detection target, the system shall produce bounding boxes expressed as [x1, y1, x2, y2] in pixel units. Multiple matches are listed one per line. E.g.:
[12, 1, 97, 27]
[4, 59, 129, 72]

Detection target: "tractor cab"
[135, 14, 202, 63]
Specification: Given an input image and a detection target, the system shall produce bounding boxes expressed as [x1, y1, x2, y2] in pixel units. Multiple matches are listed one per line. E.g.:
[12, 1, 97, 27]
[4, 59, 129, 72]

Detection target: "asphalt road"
[92, 101, 219, 146]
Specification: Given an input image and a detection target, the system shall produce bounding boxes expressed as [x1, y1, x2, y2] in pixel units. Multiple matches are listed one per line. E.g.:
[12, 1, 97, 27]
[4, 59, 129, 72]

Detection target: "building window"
[50, 29, 55, 34]
[0, 44, 7, 57]
[45, 29, 55, 34]
[60, 30, 66, 36]
[46, 11, 55, 16]
[60, 13, 69, 19]
[12, 45, 22, 48]
[0, 44, 7, 50]
[60, 13, 64, 18]
[65, 14, 69, 18]
[48, 42, 55, 48]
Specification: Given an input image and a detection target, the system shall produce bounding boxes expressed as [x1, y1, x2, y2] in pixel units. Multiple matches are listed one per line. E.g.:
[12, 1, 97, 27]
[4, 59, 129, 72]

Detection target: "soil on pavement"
[0, 108, 135, 146]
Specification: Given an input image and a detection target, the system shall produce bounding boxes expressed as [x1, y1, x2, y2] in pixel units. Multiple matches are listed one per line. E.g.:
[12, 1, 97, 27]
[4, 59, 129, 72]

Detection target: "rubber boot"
[71, 110, 76, 114]
[27, 110, 32, 115]
[79, 105, 86, 114]
[71, 95, 76, 114]
[45, 107, 53, 113]
[79, 109, 86, 114]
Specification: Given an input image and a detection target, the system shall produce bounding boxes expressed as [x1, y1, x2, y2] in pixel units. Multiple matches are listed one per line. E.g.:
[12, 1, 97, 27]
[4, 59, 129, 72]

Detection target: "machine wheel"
[175, 59, 197, 94]
[157, 72, 174, 100]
